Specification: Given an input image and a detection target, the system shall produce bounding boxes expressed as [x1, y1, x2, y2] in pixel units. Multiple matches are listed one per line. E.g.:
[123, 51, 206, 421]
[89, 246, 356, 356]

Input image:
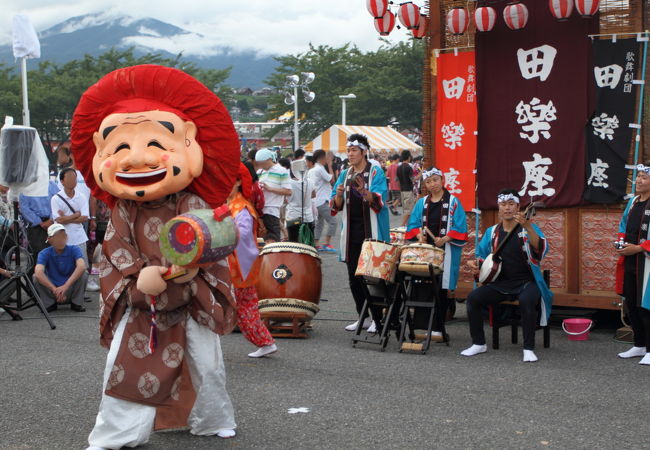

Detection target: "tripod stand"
[0, 201, 55, 329]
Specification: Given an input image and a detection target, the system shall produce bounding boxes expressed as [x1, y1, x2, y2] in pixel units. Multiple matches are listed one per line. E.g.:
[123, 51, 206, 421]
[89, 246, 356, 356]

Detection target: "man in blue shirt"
[33, 223, 88, 312]
[20, 181, 59, 271]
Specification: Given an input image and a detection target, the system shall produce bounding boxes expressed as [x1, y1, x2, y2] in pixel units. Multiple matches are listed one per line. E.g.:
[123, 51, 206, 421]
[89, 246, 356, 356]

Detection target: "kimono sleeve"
[368, 166, 387, 214]
[329, 170, 347, 215]
[618, 197, 635, 236]
[447, 197, 468, 246]
[405, 197, 425, 239]
[527, 223, 548, 266]
[476, 227, 493, 260]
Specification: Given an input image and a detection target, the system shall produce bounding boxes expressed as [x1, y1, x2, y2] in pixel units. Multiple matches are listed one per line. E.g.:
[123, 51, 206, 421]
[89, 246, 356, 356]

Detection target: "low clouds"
[3, 0, 415, 56]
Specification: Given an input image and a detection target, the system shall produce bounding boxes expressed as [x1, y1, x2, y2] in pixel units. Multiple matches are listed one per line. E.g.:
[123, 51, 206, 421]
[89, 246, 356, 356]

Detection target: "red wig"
[70, 64, 240, 208]
[237, 163, 253, 200]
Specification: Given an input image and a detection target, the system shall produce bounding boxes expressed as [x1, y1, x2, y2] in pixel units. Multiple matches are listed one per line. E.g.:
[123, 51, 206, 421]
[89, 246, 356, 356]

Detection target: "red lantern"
[446, 7, 470, 35]
[575, 0, 600, 17]
[474, 6, 497, 32]
[366, 0, 388, 19]
[549, 0, 574, 21]
[374, 11, 396, 36]
[503, 2, 529, 30]
[412, 15, 428, 39]
[398, 2, 421, 30]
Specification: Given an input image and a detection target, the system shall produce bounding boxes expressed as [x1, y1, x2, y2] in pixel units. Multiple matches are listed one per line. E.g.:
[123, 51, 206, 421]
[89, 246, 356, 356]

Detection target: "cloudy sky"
[3, 0, 421, 56]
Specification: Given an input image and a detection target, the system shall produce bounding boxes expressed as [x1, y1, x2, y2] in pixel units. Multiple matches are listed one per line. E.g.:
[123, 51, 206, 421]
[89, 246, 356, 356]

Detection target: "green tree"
[265, 43, 364, 143]
[236, 98, 251, 113]
[264, 39, 423, 145]
[0, 47, 232, 166]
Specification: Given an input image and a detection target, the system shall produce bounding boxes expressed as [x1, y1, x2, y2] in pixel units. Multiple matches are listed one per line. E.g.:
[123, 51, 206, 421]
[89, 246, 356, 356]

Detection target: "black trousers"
[26, 225, 48, 274]
[410, 279, 448, 333]
[346, 242, 383, 325]
[623, 273, 650, 351]
[434, 286, 448, 333]
[466, 282, 540, 350]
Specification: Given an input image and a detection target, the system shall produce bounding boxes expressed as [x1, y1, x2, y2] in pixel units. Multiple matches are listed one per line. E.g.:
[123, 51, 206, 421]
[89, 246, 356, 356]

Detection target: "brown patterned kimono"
[98, 191, 237, 421]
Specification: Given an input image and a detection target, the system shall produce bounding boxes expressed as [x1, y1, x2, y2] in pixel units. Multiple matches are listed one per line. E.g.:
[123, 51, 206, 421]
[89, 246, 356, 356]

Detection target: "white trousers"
[88, 308, 236, 449]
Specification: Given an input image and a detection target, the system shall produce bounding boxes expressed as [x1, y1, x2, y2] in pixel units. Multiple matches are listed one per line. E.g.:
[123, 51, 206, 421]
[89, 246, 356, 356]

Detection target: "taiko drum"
[256, 242, 322, 304]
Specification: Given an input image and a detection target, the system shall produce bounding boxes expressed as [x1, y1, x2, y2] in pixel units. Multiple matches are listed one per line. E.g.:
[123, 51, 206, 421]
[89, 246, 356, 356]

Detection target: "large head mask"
[70, 65, 239, 208]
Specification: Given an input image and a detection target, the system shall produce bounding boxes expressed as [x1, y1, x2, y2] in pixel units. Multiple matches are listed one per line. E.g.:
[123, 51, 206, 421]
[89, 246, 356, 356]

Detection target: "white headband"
[423, 168, 443, 180]
[637, 164, 650, 175]
[347, 140, 368, 151]
[497, 193, 520, 204]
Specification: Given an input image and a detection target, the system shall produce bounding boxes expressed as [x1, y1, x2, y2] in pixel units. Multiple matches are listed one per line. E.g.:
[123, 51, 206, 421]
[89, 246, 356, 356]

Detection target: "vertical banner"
[434, 51, 478, 210]
[584, 39, 640, 203]
[476, 0, 598, 209]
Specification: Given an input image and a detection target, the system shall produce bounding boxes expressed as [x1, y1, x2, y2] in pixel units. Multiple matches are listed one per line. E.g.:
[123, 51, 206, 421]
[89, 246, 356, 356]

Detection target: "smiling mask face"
[92, 110, 204, 201]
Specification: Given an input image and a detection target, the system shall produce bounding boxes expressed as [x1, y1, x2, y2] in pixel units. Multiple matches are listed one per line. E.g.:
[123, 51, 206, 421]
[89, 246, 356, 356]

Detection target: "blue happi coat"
[330, 163, 390, 262]
[617, 195, 650, 311]
[405, 193, 468, 290]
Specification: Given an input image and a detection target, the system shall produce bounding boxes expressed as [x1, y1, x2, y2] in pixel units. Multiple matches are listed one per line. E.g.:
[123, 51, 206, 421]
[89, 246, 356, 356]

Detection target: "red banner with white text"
[434, 51, 477, 210]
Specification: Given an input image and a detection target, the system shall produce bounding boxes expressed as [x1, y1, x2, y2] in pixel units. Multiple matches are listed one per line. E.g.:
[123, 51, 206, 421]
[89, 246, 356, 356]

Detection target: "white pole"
[341, 98, 347, 125]
[293, 86, 299, 150]
[21, 57, 30, 127]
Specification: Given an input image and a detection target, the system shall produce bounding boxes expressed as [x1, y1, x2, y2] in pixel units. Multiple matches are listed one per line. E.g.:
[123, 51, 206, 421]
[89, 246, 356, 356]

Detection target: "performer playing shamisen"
[463, 189, 553, 363]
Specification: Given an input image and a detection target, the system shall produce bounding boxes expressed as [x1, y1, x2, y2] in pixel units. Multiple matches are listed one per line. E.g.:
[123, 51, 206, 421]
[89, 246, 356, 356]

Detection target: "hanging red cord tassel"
[148, 294, 158, 354]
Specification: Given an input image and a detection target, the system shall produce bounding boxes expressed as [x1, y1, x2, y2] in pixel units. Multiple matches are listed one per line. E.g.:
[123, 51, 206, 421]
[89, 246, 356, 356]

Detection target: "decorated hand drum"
[256, 242, 322, 305]
[160, 209, 238, 267]
[355, 239, 401, 283]
[389, 227, 407, 245]
[398, 243, 444, 276]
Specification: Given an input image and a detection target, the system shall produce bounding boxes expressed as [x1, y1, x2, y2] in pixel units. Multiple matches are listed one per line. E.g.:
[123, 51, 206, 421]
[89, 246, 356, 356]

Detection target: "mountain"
[0, 13, 278, 89]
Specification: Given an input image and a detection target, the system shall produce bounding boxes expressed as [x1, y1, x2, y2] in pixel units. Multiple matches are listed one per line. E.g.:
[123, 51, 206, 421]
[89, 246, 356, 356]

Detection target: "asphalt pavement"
[1, 213, 648, 450]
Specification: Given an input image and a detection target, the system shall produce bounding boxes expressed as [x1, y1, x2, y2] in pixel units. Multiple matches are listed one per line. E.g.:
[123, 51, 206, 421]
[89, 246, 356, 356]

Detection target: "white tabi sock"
[523, 349, 538, 363]
[460, 344, 487, 357]
[344, 318, 372, 331]
[216, 429, 236, 438]
[344, 320, 359, 331]
[617, 346, 647, 359]
[639, 353, 650, 365]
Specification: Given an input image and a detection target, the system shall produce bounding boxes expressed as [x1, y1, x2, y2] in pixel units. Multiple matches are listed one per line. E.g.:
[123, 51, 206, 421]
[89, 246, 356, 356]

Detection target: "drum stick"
[423, 226, 437, 241]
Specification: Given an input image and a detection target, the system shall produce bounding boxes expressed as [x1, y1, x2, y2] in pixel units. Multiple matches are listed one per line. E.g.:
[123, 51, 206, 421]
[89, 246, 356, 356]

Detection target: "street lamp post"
[283, 73, 316, 150]
[338, 93, 356, 125]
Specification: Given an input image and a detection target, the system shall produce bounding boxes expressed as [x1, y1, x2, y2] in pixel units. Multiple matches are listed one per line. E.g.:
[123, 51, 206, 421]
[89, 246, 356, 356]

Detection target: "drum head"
[258, 298, 320, 320]
[260, 242, 320, 260]
[362, 239, 399, 248]
[402, 243, 436, 250]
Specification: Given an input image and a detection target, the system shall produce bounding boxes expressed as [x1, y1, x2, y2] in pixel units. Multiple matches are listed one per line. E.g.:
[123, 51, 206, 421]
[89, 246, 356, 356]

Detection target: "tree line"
[0, 39, 423, 153]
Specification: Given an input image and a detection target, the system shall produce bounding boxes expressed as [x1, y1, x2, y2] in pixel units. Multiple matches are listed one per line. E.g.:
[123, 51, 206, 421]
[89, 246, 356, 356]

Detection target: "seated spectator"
[33, 224, 88, 312]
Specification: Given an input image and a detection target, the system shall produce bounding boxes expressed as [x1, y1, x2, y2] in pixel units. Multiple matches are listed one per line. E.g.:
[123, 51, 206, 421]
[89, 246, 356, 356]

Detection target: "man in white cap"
[33, 223, 88, 312]
[255, 148, 292, 243]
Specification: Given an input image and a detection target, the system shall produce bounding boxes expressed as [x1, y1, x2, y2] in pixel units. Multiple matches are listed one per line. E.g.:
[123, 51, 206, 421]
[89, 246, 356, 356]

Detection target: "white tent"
[304, 125, 422, 157]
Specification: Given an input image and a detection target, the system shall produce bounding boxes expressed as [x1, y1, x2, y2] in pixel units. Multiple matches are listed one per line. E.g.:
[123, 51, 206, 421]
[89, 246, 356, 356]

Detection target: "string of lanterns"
[368, 1, 429, 39]
[450, 0, 600, 34]
[367, 0, 600, 37]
